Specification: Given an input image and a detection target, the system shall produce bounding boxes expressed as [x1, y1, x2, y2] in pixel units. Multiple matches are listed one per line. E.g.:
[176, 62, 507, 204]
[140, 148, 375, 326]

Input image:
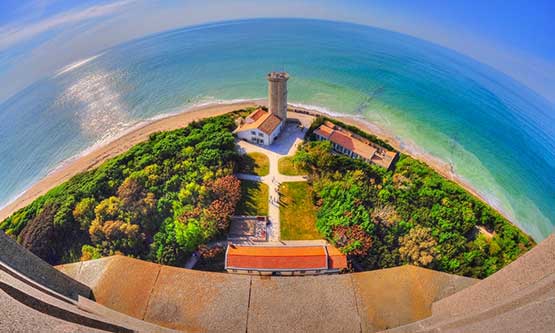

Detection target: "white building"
[235, 108, 283, 145]
[235, 72, 289, 145]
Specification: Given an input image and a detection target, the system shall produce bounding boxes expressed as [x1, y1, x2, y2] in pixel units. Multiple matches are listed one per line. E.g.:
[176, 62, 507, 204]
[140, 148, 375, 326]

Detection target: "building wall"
[268, 73, 288, 121]
[268, 121, 283, 145]
[237, 128, 269, 145]
[236, 122, 283, 146]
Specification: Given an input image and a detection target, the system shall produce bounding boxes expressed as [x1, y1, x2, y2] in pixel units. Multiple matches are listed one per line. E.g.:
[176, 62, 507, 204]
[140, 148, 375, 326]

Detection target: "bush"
[297, 136, 534, 278]
[1, 114, 243, 266]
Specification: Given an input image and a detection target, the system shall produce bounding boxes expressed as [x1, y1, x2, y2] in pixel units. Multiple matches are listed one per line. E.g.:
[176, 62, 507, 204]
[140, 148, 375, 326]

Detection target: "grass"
[279, 182, 320, 240]
[237, 152, 270, 176]
[278, 156, 305, 176]
[235, 180, 268, 216]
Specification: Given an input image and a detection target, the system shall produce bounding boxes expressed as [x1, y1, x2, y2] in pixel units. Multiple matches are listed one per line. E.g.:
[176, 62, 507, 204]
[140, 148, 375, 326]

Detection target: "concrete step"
[0, 269, 131, 332]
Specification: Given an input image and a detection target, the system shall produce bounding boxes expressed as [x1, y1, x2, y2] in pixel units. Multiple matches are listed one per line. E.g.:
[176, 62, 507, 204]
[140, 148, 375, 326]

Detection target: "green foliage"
[316, 174, 374, 237]
[297, 140, 534, 278]
[73, 197, 97, 230]
[1, 114, 242, 266]
[81, 244, 102, 261]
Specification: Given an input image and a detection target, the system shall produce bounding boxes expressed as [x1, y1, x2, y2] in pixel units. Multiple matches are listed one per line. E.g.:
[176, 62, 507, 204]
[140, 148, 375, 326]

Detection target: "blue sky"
[0, 0, 554, 104]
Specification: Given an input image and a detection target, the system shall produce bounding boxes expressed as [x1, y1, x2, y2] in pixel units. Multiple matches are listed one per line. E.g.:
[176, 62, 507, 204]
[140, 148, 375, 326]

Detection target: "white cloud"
[0, 0, 136, 50]
[0, 0, 553, 105]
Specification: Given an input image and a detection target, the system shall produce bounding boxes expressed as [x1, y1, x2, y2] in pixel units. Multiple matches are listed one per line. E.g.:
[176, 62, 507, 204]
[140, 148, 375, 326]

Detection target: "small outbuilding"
[224, 244, 347, 275]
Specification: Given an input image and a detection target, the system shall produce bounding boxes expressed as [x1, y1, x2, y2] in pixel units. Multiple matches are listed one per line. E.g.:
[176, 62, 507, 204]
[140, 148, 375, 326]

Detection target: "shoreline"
[0, 100, 525, 239]
[292, 106, 519, 232]
[0, 100, 259, 221]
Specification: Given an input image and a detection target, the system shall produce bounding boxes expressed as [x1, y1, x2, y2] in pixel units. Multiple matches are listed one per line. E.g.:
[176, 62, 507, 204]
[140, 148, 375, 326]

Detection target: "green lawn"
[235, 180, 268, 216]
[237, 152, 270, 176]
[278, 156, 305, 176]
[279, 182, 320, 240]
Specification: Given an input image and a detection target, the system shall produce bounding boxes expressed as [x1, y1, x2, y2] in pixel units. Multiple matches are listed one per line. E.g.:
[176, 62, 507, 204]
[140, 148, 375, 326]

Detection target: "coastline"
[0, 100, 259, 222]
[0, 100, 523, 238]
[291, 105, 518, 232]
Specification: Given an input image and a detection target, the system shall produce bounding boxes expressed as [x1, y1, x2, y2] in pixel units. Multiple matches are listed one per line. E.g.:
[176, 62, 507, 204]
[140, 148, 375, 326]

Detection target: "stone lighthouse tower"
[267, 72, 289, 121]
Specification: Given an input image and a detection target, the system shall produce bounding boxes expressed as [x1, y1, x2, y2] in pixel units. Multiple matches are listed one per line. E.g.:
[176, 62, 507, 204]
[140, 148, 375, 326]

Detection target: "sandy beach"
[0, 100, 513, 230]
[0, 101, 259, 221]
[292, 107, 516, 229]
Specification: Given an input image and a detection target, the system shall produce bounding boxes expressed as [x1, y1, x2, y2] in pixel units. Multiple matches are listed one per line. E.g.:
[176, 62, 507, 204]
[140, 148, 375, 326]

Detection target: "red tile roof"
[236, 109, 282, 135]
[225, 245, 347, 271]
[314, 124, 334, 138]
[326, 246, 348, 270]
[314, 122, 398, 169]
[258, 113, 282, 135]
[248, 108, 267, 121]
[329, 130, 377, 159]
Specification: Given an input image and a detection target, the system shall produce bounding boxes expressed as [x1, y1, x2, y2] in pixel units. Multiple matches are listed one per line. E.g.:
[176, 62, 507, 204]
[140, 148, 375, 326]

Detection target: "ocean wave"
[289, 102, 348, 118]
[54, 53, 104, 77]
[39, 97, 265, 176]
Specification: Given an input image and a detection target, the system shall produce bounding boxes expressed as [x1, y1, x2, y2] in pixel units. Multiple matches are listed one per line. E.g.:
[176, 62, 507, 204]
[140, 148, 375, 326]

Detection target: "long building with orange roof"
[224, 244, 347, 275]
[314, 121, 398, 170]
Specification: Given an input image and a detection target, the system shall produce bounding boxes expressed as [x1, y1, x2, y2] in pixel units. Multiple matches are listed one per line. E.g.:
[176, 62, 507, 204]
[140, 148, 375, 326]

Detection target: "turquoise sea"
[0, 19, 553, 240]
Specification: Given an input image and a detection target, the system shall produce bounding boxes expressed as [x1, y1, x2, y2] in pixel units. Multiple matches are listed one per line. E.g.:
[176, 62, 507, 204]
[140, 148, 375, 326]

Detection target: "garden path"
[235, 122, 308, 241]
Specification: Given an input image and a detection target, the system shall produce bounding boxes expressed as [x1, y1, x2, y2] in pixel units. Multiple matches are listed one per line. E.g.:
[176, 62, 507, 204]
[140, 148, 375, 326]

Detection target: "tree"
[73, 197, 97, 230]
[19, 204, 59, 263]
[89, 219, 143, 255]
[399, 226, 438, 267]
[206, 175, 241, 231]
[94, 196, 123, 222]
[316, 177, 373, 237]
[117, 177, 146, 207]
[332, 224, 373, 257]
[371, 205, 401, 227]
[81, 244, 102, 261]
[1, 114, 247, 266]
[209, 175, 241, 206]
[53, 195, 76, 227]
[294, 141, 334, 174]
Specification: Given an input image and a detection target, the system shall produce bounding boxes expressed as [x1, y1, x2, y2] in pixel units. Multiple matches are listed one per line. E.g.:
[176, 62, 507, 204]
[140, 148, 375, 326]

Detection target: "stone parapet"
[57, 257, 476, 332]
[0, 231, 91, 301]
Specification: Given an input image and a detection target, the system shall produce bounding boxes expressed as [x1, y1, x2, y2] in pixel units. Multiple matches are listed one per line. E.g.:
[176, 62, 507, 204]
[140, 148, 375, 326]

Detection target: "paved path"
[235, 122, 310, 241]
